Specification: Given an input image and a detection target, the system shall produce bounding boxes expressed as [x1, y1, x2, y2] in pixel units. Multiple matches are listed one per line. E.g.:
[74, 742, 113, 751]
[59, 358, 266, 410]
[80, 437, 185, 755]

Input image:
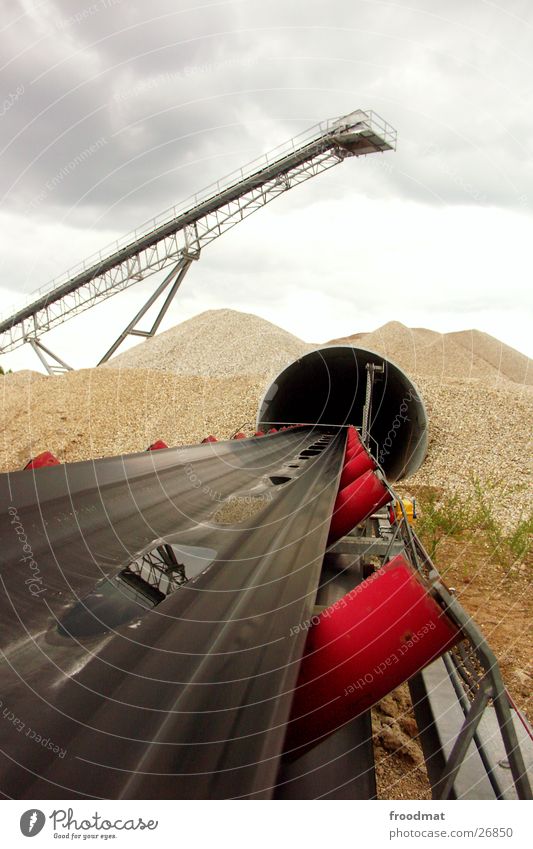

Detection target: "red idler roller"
[233, 432, 246, 440]
[346, 426, 362, 452]
[327, 470, 392, 546]
[147, 439, 168, 451]
[339, 450, 376, 489]
[254, 430, 265, 437]
[284, 554, 462, 757]
[268, 427, 278, 434]
[344, 440, 366, 464]
[201, 435, 217, 444]
[24, 451, 60, 470]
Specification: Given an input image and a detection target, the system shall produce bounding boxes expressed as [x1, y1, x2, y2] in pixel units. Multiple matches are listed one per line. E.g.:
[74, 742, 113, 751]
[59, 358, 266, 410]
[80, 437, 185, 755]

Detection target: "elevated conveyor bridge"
[0, 109, 396, 372]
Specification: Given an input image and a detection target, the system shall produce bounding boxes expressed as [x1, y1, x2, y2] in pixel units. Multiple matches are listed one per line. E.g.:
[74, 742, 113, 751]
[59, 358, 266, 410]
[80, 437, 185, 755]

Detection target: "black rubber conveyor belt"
[0, 427, 345, 799]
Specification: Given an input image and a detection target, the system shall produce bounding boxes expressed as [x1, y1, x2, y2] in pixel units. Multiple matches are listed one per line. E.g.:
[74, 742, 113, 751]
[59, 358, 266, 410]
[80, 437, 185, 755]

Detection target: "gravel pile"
[0, 367, 265, 472]
[329, 321, 532, 387]
[405, 374, 532, 527]
[2, 361, 531, 522]
[105, 309, 312, 377]
[2, 312, 531, 524]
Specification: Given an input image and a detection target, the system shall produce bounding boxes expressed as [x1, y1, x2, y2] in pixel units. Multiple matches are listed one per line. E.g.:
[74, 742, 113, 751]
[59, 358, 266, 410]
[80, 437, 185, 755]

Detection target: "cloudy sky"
[0, 0, 532, 371]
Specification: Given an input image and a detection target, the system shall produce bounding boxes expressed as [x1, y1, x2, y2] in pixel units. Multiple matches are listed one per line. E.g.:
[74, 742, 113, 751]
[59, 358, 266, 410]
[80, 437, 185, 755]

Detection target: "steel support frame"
[333, 496, 532, 800]
[392, 497, 532, 800]
[1, 152, 340, 353]
[0, 110, 397, 357]
[124, 544, 188, 595]
[27, 337, 73, 375]
[98, 255, 194, 364]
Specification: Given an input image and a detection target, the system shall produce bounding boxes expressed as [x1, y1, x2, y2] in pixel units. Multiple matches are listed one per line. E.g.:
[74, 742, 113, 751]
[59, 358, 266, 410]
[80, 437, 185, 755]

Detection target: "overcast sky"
[0, 0, 532, 372]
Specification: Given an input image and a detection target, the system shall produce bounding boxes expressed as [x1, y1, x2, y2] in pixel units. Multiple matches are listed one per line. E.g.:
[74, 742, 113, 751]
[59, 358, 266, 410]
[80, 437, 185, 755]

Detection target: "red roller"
[346, 426, 362, 451]
[233, 432, 246, 440]
[284, 554, 461, 756]
[268, 427, 278, 434]
[327, 470, 392, 546]
[201, 435, 217, 444]
[344, 441, 366, 464]
[24, 451, 60, 470]
[254, 430, 265, 437]
[339, 450, 376, 489]
[147, 439, 168, 451]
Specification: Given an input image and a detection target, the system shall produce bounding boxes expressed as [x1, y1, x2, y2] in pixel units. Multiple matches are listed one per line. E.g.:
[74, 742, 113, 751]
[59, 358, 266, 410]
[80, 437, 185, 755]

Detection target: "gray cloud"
[1, 0, 531, 230]
[0, 0, 532, 364]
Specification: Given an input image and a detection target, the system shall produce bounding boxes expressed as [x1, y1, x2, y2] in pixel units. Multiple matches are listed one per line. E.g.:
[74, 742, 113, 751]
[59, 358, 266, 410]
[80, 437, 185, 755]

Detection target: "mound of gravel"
[1, 360, 531, 525]
[105, 309, 312, 377]
[328, 321, 532, 387]
[447, 329, 532, 386]
[2, 312, 531, 523]
[405, 374, 532, 526]
[0, 366, 266, 472]
[105, 311, 532, 388]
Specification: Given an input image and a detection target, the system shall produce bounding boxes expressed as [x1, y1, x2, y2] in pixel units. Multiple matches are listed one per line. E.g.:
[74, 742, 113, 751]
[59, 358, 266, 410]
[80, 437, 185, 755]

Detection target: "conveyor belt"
[0, 427, 345, 798]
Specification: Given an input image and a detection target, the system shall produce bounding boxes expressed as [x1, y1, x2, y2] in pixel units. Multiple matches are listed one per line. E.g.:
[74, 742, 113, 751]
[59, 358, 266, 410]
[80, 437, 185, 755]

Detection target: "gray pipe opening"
[257, 346, 428, 481]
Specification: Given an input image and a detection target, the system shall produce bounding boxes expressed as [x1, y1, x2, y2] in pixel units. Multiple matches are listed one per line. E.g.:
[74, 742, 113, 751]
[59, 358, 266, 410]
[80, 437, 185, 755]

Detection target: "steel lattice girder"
[0, 110, 396, 353]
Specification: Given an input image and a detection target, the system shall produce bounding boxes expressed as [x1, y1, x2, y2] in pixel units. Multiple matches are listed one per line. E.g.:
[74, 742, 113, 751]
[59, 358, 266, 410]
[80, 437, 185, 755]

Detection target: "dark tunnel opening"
[257, 346, 428, 481]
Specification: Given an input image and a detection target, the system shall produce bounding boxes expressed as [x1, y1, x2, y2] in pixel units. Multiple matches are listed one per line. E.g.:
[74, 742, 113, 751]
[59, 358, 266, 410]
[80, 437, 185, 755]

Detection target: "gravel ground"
[406, 374, 533, 527]
[1, 367, 265, 471]
[3, 360, 530, 524]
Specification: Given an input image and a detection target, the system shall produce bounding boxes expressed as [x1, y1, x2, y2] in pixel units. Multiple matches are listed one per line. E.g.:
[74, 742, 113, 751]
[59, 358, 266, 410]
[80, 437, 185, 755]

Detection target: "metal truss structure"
[121, 543, 188, 603]
[0, 109, 396, 370]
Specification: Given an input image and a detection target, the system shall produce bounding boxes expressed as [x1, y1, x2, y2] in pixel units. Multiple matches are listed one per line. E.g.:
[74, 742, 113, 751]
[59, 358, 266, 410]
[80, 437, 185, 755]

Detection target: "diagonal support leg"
[97, 256, 194, 366]
[433, 681, 490, 799]
[27, 337, 73, 375]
